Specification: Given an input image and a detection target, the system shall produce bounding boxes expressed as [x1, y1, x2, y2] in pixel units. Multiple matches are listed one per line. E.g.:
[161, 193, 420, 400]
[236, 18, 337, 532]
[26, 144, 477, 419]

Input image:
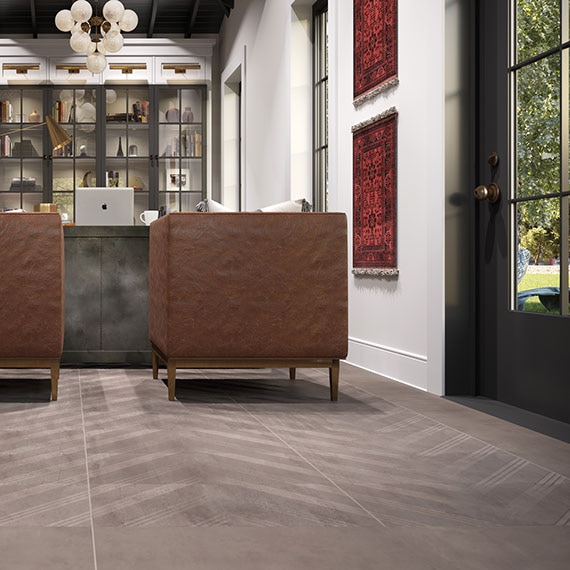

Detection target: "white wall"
[218, 0, 445, 395]
[218, 0, 293, 210]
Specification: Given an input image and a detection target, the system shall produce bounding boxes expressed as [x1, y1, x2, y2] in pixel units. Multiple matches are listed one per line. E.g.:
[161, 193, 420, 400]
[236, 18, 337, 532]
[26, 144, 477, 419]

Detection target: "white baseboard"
[347, 337, 428, 392]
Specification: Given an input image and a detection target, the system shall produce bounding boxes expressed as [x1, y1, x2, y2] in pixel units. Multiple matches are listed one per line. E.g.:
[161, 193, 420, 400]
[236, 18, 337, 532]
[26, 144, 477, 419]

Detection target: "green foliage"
[515, 0, 564, 265]
[520, 226, 558, 264]
[511, 2, 569, 315]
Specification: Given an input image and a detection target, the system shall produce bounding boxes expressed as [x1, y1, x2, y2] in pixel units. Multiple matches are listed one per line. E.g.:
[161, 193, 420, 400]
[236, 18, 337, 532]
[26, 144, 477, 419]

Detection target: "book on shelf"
[107, 112, 134, 122]
[141, 101, 149, 123]
[52, 141, 73, 157]
[9, 177, 39, 192]
[107, 101, 150, 123]
[0, 100, 13, 123]
[52, 100, 68, 123]
[181, 130, 202, 157]
[132, 101, 149, 123]
[1, 134, 11, 156]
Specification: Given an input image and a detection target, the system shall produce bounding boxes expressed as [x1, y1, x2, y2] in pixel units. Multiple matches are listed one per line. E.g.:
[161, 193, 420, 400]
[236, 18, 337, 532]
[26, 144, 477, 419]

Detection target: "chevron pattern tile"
[0, 365, 568, 569]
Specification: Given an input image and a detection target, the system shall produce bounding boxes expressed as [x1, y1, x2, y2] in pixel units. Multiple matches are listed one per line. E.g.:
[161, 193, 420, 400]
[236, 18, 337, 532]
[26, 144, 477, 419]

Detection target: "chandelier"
[55, 1, 138, 74]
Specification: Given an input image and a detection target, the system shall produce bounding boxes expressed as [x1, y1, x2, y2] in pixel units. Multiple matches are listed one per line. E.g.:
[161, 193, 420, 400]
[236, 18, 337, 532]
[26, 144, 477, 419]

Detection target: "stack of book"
[10, 177, 38, 192]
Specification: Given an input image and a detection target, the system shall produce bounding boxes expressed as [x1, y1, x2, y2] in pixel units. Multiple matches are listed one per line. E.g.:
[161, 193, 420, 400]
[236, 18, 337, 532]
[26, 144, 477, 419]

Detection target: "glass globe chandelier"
[55, 1, 138, 74]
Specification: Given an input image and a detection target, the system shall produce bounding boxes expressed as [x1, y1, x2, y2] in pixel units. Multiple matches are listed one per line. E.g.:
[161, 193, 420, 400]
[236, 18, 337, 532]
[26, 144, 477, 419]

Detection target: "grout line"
[339, 372, 570, 480]
[229, 394, 387, 527]
[78, 369, 98, 570]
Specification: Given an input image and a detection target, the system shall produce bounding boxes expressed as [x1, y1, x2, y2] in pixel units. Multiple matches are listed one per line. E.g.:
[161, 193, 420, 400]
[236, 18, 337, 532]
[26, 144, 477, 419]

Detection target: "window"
[513, 0, 569, 315]
[313, 0, 328, 211]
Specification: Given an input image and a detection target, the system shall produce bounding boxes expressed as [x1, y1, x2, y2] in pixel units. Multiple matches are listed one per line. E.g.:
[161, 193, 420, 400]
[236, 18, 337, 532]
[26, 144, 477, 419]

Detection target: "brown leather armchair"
[149, 212, 348, 401]
[0, 213, 64, 400]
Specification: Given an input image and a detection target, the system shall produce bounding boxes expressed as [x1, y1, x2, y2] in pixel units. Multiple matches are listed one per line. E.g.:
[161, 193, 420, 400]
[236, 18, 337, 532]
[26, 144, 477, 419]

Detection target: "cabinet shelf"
[1, 85, 206, 218]
[106, 122, 149, 129]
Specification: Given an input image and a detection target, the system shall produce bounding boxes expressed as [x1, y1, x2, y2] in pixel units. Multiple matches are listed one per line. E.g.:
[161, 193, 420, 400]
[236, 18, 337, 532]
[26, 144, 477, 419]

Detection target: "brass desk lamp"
[2, 115, 72, 152]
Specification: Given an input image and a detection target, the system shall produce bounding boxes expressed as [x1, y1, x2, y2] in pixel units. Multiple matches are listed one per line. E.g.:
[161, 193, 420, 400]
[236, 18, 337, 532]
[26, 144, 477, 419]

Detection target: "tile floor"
[0, 363, 568, 569]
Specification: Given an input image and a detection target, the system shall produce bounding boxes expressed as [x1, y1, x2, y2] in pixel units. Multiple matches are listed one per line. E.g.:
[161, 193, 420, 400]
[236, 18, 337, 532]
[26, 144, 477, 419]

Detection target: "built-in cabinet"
[0, 84, 207, 221]
[0, 88, 46, 212]
[0, 41, 214, 366]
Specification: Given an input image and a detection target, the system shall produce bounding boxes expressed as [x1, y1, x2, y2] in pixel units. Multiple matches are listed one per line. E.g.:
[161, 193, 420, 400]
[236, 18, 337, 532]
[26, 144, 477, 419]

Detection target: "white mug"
[140, 210, 159, 225]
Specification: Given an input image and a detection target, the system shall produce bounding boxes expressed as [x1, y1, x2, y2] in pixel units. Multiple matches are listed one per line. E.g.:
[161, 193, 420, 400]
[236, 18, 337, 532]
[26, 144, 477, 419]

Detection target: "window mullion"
[561, 2, 569, 315]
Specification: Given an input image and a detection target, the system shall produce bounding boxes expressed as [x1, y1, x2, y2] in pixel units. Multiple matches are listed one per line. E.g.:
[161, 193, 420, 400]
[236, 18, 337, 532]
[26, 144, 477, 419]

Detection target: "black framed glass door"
[477, 0, 570, 423]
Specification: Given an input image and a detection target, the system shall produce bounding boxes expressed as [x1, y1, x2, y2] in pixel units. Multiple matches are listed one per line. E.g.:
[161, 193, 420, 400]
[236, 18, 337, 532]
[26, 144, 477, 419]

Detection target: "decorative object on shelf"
[353, 0, 398, 107]
[166, 169, 189, 190]
[79, 144, 87, 157]
[116, 136, 124, 156]
[11, 140, 39, 158]
[182, 107, 194, 123]
[55, 0, 139, 74]
[107, 170, 120, 187]
[34, 203, 58, 213]
[128, 175, 145, 191]
[106, 89, 117, 104]
[0, 115, 72, 152]
[9, 177, 38, 192]
[352, 107, 399, 276]
[28, 110, 41, 123]
[128, 144, 138, 157]
[81, 171, 92, 187]
[165, 106, 180, 123]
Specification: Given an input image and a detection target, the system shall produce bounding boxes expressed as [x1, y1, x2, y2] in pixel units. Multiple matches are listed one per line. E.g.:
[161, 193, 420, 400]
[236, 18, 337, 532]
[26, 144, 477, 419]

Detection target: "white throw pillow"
[195, 198, 235, 212]
[258, 199, 312, 212]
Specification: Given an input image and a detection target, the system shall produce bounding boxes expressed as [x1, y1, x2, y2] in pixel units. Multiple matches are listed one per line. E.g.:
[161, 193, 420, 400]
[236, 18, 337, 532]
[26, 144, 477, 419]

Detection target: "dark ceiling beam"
[147, 0, 159, 38]
[30, 0, 37, 38]
[186, 0, 201, 39]
[214, 0, 231, 17]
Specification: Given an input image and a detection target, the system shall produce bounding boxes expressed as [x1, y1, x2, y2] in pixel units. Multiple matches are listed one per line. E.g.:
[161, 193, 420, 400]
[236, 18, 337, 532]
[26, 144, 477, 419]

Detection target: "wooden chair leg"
[329, 359, 339, 401]
[152, 349, 159, 379]
[50, 360, 60, 401]
[167, 361, 177, 401]
[289, 367, 296, 380]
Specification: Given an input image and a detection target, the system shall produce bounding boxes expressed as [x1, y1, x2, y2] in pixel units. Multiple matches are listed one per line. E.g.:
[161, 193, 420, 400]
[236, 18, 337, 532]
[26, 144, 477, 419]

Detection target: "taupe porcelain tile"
[0, 528, 95, 570]
[0, 483, 91, 527]
[0, 365, 568, 569]
[93, 526, 570, 570]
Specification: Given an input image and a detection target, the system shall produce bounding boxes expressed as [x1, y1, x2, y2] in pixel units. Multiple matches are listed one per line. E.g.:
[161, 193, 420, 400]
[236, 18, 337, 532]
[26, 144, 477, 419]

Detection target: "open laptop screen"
[75, 187, 134, 226]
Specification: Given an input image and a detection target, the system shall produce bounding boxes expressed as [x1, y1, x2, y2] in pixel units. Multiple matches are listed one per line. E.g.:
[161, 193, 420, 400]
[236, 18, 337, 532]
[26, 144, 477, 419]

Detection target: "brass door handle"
[474, 182, 500, 203]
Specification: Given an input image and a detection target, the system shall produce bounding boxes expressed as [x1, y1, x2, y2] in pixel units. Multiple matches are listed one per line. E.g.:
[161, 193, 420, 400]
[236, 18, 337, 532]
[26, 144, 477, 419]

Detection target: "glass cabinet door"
[51, 88, 95, 223]
[105, 87, 150, 224]
[1, 84, 207, 221]
[157, 86, 205, 213]
[0, 88, 45, 212]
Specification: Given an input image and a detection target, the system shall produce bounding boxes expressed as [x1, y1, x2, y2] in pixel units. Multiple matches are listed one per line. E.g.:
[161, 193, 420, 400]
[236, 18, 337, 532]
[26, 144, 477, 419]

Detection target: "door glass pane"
[516, 198, 562, 313]
[516, 0, 559, 63]
[560, 202, 570, 306]
[516, 54, 560, 200]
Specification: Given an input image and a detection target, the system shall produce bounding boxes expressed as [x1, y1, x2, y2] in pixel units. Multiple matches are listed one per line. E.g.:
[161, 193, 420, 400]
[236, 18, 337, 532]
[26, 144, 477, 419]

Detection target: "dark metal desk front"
[62, 225, 151, 365]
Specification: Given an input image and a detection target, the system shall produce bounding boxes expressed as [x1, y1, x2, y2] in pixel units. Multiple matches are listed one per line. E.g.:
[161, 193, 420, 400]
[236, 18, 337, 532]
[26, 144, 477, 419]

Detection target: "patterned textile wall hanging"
[353, 0, 398, 106]
[352, 108, 398, 276]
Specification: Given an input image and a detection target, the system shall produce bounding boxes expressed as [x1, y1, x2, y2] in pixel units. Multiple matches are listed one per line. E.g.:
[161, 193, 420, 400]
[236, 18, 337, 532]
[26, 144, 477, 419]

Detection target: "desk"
[62, 226, 150, 365]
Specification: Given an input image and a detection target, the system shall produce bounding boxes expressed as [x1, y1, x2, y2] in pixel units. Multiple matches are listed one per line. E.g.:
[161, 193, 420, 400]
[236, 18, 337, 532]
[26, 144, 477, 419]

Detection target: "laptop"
[75, 187, 134, 226]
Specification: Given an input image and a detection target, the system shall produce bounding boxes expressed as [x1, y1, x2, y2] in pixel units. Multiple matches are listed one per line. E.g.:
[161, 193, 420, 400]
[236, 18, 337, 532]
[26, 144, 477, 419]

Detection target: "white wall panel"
[218, 0, 446, 395]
